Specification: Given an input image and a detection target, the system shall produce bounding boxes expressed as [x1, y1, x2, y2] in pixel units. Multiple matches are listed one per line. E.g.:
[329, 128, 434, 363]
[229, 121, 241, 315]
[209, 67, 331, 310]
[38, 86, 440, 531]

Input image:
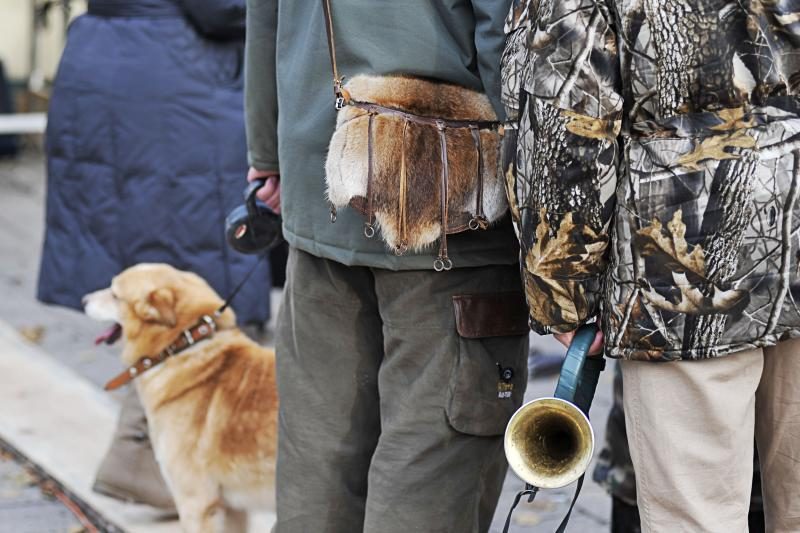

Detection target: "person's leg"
[620, 351, 763, 533]
[364, 264, 529, 533]
[93, 386, 175, 510]
[756, 338, 800, 533]
[593, 362, 640, 533]
[273, 248, 383, 533]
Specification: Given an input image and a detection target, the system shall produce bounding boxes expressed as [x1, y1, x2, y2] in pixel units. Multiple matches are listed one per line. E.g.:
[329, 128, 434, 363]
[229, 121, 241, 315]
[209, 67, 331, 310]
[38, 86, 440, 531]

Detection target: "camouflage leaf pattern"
[503, 0, 800, 360]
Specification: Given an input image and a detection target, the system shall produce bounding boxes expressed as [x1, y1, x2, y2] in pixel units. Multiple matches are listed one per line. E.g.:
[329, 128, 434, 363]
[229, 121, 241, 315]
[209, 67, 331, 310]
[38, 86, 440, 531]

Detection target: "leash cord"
[216, 254, 267, 315]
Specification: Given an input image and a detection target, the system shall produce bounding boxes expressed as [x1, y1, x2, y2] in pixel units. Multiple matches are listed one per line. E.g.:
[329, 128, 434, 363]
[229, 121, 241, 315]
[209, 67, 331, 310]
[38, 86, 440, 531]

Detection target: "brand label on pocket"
[497, 382, 514, 399]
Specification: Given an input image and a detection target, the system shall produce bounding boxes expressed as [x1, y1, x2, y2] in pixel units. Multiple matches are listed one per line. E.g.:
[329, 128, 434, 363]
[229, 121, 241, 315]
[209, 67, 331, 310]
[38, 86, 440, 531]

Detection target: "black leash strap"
[216, 254, 266, 315]
[502, 476, 584, 533]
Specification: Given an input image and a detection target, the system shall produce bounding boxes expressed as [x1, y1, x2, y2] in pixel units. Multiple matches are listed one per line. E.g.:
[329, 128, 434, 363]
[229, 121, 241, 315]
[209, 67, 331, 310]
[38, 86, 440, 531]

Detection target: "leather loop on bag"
[452, 292, 529, 339]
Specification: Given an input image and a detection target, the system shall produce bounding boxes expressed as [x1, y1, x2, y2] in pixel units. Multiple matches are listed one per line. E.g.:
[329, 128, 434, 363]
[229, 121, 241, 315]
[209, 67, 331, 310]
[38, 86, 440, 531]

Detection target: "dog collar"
[104, 315, 217, 391]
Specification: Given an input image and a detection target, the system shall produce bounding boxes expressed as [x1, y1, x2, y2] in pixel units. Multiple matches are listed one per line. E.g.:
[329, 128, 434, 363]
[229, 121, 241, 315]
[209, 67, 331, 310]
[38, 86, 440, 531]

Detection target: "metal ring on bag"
[364, 224, 376, 238]
[433, 258, 445, 272]
[442, 258, 453, 271]
[330, 210, 337, 223]
[394, 242, 408, 256]
[469, 218, 481, 231]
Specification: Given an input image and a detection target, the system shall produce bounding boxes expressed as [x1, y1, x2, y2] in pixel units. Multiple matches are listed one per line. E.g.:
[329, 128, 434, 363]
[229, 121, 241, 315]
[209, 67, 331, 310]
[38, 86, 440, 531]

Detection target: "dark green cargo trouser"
[274, 248, 530, 533]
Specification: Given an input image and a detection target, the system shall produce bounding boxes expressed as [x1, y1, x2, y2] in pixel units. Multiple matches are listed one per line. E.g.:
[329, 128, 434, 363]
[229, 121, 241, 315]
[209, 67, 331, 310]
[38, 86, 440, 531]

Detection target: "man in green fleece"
[244, 2, 528, 531]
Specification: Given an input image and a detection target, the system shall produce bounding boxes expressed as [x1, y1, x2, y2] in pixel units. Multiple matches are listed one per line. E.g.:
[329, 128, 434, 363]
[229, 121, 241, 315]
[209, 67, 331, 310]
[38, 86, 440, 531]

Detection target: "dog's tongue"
[95, 323, 123, 346]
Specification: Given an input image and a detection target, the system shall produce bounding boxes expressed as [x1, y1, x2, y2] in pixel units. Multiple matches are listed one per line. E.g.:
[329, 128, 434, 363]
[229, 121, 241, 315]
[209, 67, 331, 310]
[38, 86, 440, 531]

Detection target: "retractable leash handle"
[503, 323, 605, 533]
[225, 178, 284, 254]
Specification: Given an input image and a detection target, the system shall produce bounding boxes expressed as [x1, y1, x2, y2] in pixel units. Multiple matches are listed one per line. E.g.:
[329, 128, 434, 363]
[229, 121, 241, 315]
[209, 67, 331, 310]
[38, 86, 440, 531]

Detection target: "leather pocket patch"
[452, 291, 529, 339]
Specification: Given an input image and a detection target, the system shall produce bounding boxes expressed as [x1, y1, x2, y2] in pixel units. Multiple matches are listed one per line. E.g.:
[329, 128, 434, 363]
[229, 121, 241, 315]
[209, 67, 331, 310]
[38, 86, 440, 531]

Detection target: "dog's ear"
[133, 288, 177, 327]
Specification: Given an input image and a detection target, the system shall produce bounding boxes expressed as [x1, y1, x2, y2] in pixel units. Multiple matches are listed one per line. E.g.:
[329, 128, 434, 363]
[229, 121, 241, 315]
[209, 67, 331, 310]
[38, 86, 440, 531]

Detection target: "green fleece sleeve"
[470, 0, 512, 121]
[245, 0, 279, 172]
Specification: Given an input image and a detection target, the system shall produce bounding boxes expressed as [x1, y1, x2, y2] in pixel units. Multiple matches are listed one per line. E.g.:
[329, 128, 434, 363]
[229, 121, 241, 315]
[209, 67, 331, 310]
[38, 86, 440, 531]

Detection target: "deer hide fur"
[325, 75, 508, 252]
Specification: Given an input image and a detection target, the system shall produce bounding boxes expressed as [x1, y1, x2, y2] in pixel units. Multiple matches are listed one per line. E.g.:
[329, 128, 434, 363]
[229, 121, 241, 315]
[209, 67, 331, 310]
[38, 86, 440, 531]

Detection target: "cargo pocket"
[445, 291, 530, 436]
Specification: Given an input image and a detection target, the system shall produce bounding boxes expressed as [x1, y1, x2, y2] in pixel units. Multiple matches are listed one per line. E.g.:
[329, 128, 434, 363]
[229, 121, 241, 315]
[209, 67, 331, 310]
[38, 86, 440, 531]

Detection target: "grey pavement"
[0, 148, 614, 532]
[0, 450, 84, 533]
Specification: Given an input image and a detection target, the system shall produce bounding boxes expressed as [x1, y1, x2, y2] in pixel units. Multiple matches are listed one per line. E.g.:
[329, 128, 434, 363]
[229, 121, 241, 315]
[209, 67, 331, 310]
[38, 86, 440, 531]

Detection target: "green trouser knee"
[274, 248, 529, 533]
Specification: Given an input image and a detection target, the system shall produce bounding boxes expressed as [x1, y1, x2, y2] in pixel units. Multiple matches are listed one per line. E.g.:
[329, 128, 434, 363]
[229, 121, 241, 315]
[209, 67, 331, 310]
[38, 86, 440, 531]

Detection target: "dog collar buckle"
[103, 315, 220, 391]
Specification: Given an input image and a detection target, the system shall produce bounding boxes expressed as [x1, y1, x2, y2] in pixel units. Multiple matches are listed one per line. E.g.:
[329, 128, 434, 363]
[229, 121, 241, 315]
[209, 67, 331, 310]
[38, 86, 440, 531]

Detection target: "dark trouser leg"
[364, 264, 529, 533]
[274, 249, 383, 533]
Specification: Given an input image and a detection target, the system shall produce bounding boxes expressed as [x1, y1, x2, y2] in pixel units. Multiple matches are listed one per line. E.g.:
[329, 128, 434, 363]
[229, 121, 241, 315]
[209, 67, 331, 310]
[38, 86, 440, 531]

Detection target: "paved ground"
[0, 451, 84, 533]
[0, 148, 615, 532]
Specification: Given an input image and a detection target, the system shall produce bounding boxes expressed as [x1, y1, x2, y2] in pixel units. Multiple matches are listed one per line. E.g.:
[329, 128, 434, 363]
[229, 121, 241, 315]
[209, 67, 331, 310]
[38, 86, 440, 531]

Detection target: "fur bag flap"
[325, 75, 508, 259]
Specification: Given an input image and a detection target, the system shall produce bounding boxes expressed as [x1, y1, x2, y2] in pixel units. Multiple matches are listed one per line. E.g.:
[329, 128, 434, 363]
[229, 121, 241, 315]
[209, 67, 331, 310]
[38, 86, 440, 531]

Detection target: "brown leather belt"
[345, 101, 500, 131]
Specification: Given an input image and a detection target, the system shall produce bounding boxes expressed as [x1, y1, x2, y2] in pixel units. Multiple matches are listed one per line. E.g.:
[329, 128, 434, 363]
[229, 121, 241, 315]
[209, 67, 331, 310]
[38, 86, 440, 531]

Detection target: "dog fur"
[325, 75, 508, 252]
[84, 264, 277, 533]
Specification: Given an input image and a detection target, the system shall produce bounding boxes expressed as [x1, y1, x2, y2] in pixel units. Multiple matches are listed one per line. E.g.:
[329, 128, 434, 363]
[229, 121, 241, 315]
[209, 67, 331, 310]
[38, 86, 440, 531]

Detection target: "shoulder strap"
[321, 0, 348, 108]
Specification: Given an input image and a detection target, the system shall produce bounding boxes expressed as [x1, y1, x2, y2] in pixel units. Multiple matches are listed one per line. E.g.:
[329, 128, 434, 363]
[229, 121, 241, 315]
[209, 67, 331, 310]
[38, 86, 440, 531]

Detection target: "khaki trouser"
[621, 340, 800, 533]
[274, 248, 529, 533]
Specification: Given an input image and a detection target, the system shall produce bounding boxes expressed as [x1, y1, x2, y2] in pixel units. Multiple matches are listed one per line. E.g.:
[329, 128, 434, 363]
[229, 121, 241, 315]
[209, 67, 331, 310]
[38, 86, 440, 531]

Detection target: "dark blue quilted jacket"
[38, 0, 271, 323]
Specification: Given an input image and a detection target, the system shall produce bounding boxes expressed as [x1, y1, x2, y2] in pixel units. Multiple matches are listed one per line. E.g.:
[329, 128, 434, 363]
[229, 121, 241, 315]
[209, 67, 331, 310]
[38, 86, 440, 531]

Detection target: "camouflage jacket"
[502, 0, 800, 360]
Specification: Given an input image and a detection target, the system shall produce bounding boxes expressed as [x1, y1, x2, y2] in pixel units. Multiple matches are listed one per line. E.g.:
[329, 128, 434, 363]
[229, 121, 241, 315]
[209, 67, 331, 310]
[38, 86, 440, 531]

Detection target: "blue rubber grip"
[554, 324, 605, 414]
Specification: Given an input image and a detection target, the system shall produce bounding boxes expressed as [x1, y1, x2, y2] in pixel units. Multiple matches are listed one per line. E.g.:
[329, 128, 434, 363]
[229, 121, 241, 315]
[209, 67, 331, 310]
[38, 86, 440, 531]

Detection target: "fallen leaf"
[17, 325, 45, 344]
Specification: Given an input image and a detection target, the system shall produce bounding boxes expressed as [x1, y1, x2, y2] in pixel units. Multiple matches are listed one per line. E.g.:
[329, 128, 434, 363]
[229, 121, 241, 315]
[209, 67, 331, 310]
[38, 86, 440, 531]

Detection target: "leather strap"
[104, 315, 217, 391]
[502, 485, 538, 533]
[396, 120, 410, 254]
[321, 0, 349, 107]
[364, 113, 376, 238]
[346, 101, 499, 131]
[469, 126, 488, 230]
[502, 476, 586, 533]
[435, 122, 453, 271]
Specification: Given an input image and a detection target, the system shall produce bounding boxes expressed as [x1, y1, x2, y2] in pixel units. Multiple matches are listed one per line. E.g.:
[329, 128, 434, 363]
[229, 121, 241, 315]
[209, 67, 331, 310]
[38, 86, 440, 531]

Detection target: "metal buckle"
[201, 315, 217, 332]
[183, 330, 195, 346]
[468, 216, 488, 231]
[335, 96, 346, 110]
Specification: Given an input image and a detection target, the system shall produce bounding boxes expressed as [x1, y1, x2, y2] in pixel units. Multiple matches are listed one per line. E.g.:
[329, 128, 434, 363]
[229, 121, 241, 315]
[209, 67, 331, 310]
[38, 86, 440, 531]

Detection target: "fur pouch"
[325, 75, 508, 269]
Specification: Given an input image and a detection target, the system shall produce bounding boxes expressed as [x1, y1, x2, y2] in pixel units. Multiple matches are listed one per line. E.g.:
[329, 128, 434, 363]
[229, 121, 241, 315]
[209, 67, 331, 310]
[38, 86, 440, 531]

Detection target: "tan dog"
[83, 264, 277, 532]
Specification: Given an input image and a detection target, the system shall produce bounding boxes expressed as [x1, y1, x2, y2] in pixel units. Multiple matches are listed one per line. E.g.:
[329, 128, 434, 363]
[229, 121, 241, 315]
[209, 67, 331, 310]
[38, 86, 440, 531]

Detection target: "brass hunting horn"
[502, 324, 605, 532]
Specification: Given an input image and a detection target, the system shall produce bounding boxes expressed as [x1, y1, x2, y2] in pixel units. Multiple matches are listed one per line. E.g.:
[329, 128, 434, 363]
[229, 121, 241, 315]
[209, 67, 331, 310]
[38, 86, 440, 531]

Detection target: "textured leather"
[452, 291, 529, 339]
